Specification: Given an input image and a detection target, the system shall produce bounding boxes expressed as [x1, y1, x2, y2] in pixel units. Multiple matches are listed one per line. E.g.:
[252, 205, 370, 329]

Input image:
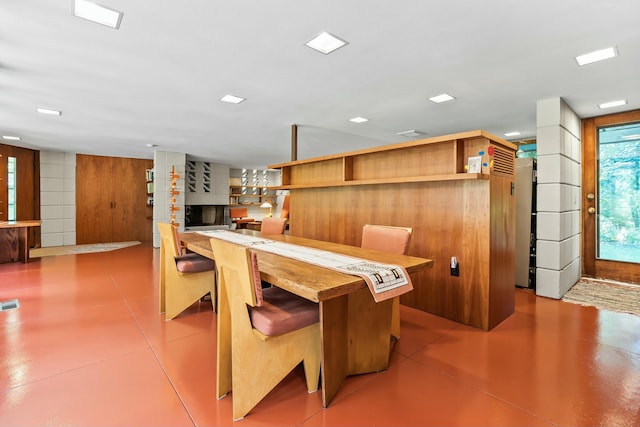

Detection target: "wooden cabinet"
[76, 154, 153, 244]
[269, 130, 517, 331]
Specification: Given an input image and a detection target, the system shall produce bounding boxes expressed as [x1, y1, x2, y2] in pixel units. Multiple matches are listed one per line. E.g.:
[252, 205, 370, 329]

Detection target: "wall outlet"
[450, 256, 459, 277]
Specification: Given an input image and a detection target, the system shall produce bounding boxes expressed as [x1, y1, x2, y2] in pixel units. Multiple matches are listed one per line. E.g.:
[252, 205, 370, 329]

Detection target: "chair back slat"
[211, 239, 262, 307]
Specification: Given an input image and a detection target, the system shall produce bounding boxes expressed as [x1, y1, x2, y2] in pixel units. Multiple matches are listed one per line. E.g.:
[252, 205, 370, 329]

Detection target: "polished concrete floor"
[1, 243, 639, 426]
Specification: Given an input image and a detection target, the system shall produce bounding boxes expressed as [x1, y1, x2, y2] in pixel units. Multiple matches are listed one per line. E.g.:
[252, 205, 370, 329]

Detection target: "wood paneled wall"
[76, 154, 153, 244]
[270, 130, 517, 330]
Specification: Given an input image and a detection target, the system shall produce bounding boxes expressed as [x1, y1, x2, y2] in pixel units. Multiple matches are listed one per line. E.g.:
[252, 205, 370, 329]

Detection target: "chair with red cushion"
[211, 238, 321, 420]
[361, 224, 413, 339]
[229, 207, 254, 229]
[158, 222, 216, 320]
[260, 217, 287, 235]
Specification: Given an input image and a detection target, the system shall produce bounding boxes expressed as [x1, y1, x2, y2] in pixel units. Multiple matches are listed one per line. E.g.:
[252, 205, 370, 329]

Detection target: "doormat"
[30, 241, 141, 258]
[562, 277, 640, 316]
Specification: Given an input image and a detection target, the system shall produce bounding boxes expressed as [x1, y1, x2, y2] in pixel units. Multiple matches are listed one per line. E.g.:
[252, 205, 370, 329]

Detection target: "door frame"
[582, 109, 640, 284]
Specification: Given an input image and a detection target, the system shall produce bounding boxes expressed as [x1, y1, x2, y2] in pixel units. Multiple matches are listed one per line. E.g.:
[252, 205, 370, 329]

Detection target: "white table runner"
[198, 230, 413, 302]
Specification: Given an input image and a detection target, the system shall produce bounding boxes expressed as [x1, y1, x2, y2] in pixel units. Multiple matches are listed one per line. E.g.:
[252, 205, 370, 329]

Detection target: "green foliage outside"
[598, 137, 640, 262]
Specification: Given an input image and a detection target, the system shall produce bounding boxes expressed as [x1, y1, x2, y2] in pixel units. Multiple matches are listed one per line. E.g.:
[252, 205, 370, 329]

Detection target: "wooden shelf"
[229, 182, 278, 206]
[272, 173, 489, 190]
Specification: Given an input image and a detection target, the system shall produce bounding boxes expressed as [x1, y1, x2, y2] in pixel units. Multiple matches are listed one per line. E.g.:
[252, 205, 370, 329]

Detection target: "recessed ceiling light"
[622, 134, 640, 141]
[575, 47, 617, 66]
[349, 117, 368, 123]
[73, 0, 123, 29]
[305, 32, 348, 55]
[36, 107, 62, 116]
[504, 131, 521, 137]
[220, 94, 246, 104]
[397, 130, 423, 138]
[428, 93, 455, 104]
[146, 144, 157, 148]
[598, 99, 627, 109]
[2, 135, 21, 141]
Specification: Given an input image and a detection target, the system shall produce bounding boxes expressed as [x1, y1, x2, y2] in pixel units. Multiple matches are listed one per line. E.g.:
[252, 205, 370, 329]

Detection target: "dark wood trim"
[582, 109, 640, 284]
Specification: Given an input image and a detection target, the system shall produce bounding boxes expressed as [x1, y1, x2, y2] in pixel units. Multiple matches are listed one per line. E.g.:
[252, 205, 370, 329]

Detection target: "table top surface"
[180, 231, 432, 302]
[0, 220, 42, 228]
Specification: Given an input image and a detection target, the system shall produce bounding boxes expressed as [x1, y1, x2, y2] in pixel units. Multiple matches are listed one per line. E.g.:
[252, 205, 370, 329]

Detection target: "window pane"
[7, 157, 16, 221]
[597, 123, 640, 263]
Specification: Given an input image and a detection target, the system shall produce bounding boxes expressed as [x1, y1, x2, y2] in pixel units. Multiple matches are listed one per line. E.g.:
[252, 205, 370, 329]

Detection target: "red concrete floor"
[1, 244, 640, 426]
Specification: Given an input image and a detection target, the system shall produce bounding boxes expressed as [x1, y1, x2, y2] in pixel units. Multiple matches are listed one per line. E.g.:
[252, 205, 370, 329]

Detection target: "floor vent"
[0, 299, 20, 311]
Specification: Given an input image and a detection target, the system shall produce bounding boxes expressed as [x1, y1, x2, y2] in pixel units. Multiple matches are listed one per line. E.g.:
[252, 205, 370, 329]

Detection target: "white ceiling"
[2, 1, 639, 170]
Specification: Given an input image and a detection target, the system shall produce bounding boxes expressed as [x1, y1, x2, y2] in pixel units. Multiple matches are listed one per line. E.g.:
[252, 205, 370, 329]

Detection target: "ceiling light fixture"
[397, 130, 423, 138]
[621, 134, 640, 141]
[575, 47, 617, 66]
[428, 93, 455, 104]
[598, 99, 627, 109]
[504, 131, 521, 137]
[73, 0, 123, 29]
[2, 135, 21, 141]
[36, 107, 62, 116]
[305, 32, 348, 55]
[349, 117, 368, 123]
[220, 94, 246, 104]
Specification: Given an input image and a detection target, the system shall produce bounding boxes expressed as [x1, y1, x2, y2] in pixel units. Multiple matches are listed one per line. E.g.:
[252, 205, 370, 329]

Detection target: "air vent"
[0, 299, 20, 311]
[491, 146, 515, 177]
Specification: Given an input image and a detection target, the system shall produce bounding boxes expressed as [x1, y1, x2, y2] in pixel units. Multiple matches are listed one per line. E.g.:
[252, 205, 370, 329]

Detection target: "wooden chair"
[361, 224, 413, 339]
[280, 194, 290, 219]
[211, 238, 321, 420]
[157, 222, 216, 320]
[260, 217, 287, 235]
[229, 207, 254, 229]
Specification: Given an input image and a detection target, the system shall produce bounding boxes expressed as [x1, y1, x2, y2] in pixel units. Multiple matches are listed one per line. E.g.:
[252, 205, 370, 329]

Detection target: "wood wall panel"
[277, 130, 517, 330]
[76, 154, 152, 244]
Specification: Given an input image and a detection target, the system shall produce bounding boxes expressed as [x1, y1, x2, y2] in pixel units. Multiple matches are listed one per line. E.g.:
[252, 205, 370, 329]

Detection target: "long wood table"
[0, 220, 41, 264]
[180, 230, 433, 407]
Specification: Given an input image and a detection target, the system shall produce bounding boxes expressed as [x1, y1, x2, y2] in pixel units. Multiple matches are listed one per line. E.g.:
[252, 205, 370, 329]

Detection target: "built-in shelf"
[272, 173, 489, 190]
[270, 130, 516, 191]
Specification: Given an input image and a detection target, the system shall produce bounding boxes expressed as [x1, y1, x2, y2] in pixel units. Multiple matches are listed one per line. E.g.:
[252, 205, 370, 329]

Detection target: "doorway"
[582, 109, 640, 284]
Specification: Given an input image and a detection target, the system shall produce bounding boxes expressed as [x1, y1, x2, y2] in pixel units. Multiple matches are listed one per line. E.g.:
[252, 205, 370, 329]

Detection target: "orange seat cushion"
[249, 287, 319, 336]
[175, 253, 215, 273]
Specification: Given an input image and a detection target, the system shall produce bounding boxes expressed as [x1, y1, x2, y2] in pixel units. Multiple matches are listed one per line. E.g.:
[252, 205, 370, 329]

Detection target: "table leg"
[319, 289, 394, 407]
[19, 227, 28, 262]
[319, 295, 349, 408]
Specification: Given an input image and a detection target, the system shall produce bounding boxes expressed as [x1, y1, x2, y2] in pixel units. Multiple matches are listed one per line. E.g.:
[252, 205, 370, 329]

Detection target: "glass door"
[583, 110, 640, 283]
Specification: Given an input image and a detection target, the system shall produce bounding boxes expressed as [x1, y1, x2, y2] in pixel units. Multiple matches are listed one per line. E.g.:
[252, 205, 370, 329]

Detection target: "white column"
[40, 151, 76, 247]
[535, 98, 582, 298]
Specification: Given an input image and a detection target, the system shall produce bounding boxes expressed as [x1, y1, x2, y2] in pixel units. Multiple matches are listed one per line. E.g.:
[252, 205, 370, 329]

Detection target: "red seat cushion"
[175, 253, 215, 273]
[249, 287, 319, 336]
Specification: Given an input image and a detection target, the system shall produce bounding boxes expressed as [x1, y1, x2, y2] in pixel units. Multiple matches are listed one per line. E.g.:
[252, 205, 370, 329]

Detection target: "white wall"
[536, 98, 582, 298]
[39, 151, 76, 247]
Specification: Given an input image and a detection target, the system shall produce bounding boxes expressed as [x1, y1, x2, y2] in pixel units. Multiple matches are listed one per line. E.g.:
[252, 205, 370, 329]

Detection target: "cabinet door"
[76, 155, 113, 244]
[111, 157, 151, 242]
[77, 155, 152, 244]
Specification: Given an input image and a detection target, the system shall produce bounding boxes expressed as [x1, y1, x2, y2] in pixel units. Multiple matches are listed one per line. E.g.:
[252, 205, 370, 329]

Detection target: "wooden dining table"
[180, 230, 433, 407]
